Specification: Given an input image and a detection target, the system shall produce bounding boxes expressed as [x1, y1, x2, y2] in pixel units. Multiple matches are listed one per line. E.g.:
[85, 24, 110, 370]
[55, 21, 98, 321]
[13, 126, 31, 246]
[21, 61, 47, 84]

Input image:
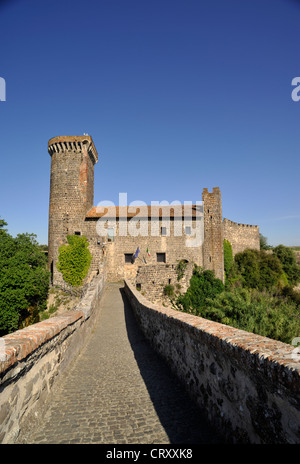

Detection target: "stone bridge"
[0, 273, 299, 444]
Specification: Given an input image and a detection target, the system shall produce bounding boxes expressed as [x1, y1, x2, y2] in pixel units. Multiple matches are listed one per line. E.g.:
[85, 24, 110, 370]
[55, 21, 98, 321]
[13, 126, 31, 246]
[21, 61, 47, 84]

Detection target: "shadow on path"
[120, 287, 225, 444]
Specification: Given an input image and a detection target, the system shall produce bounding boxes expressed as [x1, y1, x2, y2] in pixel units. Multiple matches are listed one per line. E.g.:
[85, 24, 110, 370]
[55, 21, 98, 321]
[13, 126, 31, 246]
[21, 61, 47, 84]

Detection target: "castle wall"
[223, 218, 260, 255]
[92, 216, 204, 282]
[135, 262, 194, 305]
[124, 279, 300, 444]
[47, 135, 259, 287]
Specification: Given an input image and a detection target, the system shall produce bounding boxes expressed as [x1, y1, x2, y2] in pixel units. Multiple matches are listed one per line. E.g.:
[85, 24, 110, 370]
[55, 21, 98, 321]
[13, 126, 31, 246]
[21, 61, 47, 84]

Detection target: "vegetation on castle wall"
[176, 259, 188, 281]
[173, 245, 300, 345]
[163, 284, 174, 297]
[56, 235, 92, 287]
[0, 221, 50, 335]
[223, 239, 234, 278]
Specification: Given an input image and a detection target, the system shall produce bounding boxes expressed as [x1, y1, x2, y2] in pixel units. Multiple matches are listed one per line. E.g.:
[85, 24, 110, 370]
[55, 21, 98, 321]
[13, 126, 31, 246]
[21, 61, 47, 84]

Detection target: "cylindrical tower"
[48, 135, 98, 285]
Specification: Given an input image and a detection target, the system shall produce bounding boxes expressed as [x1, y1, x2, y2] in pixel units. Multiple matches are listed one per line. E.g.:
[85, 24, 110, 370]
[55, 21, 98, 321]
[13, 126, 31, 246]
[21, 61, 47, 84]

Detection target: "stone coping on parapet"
[48, 135, 98, 164]
[0, 311, 84, 375]
[124, 279, 300, 377]
[0, 273, 107, 376]
[223, 217, 259, 228]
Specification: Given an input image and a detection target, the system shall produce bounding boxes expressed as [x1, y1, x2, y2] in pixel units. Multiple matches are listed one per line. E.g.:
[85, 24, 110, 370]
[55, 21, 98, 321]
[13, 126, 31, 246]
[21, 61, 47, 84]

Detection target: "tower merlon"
[48, 135, 99, 165]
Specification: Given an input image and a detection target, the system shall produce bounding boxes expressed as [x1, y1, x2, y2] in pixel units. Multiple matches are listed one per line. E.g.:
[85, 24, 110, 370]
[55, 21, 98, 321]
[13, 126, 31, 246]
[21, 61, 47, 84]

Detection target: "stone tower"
[202, 187, 224, 282]
[48, 135, 98, 285]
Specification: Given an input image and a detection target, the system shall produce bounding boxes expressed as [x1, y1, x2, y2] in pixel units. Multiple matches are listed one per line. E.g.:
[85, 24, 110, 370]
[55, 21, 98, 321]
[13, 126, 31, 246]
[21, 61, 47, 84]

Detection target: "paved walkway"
[18, 283, 223, 444]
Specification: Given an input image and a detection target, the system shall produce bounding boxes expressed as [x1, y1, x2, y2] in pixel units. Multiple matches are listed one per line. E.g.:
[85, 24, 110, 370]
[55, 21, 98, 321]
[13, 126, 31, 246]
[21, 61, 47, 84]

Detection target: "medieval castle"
[47, 135, 260, 296]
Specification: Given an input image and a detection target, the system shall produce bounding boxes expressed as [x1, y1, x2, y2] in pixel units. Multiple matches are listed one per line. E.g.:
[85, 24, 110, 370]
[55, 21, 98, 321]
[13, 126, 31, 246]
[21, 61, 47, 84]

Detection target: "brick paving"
[17, 283, 223, 444]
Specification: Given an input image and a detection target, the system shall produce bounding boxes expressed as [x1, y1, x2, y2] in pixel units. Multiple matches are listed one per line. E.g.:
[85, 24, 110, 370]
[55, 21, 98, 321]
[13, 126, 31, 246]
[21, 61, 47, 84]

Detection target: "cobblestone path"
[18, 283, 223, 444]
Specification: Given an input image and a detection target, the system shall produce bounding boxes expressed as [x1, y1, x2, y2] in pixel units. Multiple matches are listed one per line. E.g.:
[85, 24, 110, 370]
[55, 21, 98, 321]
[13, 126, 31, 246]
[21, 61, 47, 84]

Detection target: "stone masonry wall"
[0, 270, 106, 444]
[135, 262, 194, 305]
[202, 188, 224, 282]
[124, 280, 300, 444]
[48, 136, 98, 287]
[223, 218, 260, 256]
[92, 216, 204, 282]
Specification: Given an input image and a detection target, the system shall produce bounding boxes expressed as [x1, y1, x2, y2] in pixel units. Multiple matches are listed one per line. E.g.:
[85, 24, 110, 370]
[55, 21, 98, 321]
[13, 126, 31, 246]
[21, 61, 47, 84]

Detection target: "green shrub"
[204, 288, 300, 345]
[56, 235, 92, 287]
[164, 284, 174, 297]
[232, 249, 285, 291]
[175, 266, 224, 315]
[173, 253, 300, 345]
[273, 245, 300, 286]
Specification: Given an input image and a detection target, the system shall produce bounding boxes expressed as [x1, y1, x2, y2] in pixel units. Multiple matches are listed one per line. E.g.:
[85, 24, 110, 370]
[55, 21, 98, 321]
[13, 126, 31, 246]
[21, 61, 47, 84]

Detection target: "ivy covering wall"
[56, 235, 92, 287]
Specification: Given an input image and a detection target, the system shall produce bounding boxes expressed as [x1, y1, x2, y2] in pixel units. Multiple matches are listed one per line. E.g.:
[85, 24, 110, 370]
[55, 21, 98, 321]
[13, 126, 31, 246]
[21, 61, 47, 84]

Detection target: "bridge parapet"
[0, 270, 106, 444]
[124, 280, 300, 444]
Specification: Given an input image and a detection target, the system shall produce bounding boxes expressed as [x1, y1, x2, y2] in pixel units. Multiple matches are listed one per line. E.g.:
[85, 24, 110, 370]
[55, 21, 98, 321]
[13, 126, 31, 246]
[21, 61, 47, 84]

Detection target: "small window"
[136, 283, 141, 291]
[156, 252, 166, 263]
[161, 227, 167, 236]
[185, 226, 191, 235]
[125, 253, 133, 264]
[74, 231, 81, 235]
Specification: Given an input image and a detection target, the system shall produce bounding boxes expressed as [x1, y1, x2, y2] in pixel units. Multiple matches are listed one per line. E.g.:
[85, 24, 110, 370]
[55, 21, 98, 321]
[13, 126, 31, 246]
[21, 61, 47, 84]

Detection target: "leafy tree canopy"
[273, 245, 300, 286]
[173, 247, 300, 345]
[230, 249, 286, 291]
[259, 233, 272, 250]
[175, 266, 224, 315]
[0, 217, 7, 236]
[0, 228, 50, 335]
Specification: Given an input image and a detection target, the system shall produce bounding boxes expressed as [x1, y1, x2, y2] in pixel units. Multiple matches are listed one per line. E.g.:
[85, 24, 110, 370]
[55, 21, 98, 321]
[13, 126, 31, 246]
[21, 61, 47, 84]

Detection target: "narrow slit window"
[107, 228, 115, 242]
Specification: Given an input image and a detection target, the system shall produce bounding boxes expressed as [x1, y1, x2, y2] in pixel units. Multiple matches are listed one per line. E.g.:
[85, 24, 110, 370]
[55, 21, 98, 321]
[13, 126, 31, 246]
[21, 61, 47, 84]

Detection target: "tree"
[0, 230, 50, 335]
[204, 287, 300, 344]
[233, 249, 285, 291]
[175, 266, 224, 315]
[56, 235, 92, 287]
[260, 233, 272, 250]
[273, 245, 300, 286]
[0, 217, 7, 236]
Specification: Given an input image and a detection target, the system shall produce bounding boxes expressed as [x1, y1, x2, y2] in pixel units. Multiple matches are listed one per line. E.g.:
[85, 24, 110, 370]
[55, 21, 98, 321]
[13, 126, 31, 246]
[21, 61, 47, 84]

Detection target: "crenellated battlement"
[223, 218, 259, 229]
[48, 135, 98, 165]
[223, 217, 260, 255]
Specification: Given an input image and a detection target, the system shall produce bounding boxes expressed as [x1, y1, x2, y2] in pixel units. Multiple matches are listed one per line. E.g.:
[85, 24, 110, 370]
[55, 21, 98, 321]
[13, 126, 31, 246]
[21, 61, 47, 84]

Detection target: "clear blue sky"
[0, 0, 299, 246]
